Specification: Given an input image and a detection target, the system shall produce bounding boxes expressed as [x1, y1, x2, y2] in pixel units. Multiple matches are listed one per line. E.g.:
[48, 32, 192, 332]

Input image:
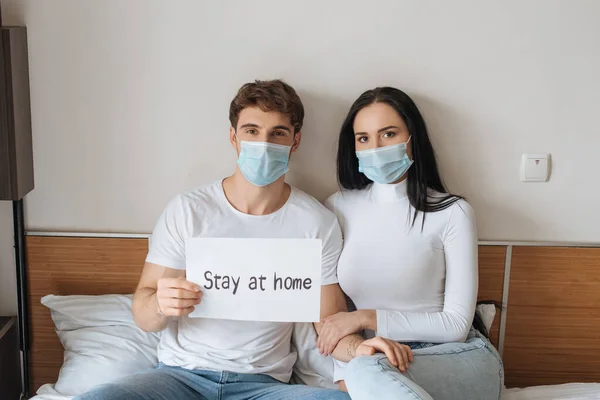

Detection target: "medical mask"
[237, 141, 291, 187]
[356, 139, 413, 184]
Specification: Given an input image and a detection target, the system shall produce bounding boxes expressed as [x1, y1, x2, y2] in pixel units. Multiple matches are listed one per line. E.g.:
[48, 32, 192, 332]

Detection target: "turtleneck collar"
[369, 179, 409, 203]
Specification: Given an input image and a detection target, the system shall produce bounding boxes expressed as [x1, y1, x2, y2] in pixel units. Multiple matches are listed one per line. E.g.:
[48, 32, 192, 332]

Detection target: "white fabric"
[332, 359, 349, 384]
[42, 294, 139, 330]
[146, 180, 342, 382]
[290, 323, 338, 390]
[32, 384, 73, 400]
[41, 294, 160, 396]
[476, 303, 497, 334]
[325, 180, 478, 344]
[501, 383, 600, 399]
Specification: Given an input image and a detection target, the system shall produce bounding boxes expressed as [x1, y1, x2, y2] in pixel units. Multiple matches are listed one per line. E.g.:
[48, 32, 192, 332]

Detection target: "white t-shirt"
[325, 180, 478, 343]
[146, 180, 342, 382]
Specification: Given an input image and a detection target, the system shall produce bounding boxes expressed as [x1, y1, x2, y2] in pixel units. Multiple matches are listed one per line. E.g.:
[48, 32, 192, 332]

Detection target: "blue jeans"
[73, 363, 349, 400]
[344, 330, 504, 400]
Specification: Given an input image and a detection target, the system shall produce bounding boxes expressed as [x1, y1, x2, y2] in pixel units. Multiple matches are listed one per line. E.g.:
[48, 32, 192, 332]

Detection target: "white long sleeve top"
[325, 180, 478, 344]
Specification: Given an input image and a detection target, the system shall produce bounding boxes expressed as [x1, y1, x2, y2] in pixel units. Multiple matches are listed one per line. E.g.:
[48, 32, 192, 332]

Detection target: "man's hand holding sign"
[155, 276, 203, 317]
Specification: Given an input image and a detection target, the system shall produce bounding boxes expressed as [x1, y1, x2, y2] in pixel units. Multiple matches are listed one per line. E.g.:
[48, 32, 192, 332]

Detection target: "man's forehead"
[238, 107, 293, 128]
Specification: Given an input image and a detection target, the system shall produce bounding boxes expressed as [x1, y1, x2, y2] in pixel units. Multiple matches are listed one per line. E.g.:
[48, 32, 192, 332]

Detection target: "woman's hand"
[356, 336, 414, 372]
[318, 311, 364, 355]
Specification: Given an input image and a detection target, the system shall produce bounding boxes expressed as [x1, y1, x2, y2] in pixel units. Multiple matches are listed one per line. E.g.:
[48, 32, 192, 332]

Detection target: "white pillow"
[476, 303, 497, 334]
[291, 322, 339, 389]
[41, 294, 160, 396]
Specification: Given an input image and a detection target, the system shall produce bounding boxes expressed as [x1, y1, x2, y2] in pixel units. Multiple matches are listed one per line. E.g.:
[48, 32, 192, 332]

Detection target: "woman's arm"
[373, 201, 478, 343]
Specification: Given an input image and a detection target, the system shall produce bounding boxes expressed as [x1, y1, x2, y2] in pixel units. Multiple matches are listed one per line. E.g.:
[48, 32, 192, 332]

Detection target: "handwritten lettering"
[203, 271, 240, 295]
[273, 272, 312, 290]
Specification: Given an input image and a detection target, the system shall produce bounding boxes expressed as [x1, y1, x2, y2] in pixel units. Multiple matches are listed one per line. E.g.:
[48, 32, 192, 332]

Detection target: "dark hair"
[229, 79, 304, 133]
[337, 87, 461, 226]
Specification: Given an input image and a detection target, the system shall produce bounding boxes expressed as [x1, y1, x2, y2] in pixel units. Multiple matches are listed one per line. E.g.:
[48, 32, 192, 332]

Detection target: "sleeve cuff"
[145, 254, 186, 270]
[333, 359, 347, 383]
[376, 309, 388, 337]
[321, 276, 339, 286]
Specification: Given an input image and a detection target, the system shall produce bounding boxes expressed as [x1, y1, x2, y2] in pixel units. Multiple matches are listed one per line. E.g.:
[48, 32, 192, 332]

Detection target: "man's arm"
[133, 262, 202, 332]
[313, 283, 364, 362]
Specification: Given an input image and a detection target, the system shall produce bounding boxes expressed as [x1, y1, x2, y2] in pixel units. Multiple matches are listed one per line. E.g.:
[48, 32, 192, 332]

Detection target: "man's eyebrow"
[271, 125, 292, 132]
[239, 123, 260, 129]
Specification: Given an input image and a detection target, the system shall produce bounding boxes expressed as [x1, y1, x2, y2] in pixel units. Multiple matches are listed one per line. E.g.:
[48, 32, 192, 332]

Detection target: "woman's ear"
[290, 132, 302, 153]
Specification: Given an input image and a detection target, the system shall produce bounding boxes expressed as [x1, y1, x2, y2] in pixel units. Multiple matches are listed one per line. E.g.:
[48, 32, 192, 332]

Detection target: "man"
[75, 79, 351, 400]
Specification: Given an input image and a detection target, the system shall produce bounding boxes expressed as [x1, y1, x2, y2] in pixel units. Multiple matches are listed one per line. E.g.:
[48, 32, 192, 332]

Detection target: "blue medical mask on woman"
[237, 140, 292, 187]
[356, 138, 413, 184]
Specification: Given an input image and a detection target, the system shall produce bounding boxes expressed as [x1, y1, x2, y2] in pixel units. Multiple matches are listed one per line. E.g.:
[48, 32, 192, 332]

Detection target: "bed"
[24, 235, 600, 399]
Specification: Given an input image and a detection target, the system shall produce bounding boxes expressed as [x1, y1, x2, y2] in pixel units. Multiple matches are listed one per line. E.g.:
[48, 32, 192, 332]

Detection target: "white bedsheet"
[502, 383, 600, 400]
[30, 382, 600, 400]
[30, 384, 73, 400]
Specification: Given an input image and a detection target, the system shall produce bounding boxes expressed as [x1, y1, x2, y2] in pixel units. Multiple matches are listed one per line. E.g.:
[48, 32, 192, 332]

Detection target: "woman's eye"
[383, 131, 395, 138]
[357, 136, 368, 143]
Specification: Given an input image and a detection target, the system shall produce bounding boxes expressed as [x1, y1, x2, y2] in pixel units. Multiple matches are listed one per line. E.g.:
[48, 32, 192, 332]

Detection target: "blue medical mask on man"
[236, 139, 292, 187]
[356, 137, 413, 184]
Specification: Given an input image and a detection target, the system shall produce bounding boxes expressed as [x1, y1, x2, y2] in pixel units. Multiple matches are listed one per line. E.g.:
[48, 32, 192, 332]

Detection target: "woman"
[318, 87, 503, 400]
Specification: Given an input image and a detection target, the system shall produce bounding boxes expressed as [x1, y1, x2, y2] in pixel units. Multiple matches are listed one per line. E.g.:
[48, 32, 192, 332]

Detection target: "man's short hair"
[229, 79, 304, 133]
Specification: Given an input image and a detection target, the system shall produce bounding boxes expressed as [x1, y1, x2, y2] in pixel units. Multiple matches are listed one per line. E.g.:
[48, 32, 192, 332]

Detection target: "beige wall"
[1, 0, 599, 313]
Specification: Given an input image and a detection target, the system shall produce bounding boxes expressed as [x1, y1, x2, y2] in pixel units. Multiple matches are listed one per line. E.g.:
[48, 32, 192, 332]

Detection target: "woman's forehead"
[354, 103, 407, 133]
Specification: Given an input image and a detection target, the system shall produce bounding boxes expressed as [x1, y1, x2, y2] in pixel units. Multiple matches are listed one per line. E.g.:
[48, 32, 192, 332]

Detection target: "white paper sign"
[185, 238, 322, 322]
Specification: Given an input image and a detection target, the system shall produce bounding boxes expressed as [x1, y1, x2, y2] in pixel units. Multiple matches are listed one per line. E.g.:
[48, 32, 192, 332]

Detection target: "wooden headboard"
[25, 235, 600, 394]
[26, 236, 148, 393]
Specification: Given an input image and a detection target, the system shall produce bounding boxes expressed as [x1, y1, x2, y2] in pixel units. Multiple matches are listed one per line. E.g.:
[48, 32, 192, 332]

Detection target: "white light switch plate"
[520, 153, 551, 182]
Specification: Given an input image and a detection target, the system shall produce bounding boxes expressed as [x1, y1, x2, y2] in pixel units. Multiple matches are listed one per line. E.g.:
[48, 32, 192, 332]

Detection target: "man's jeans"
[74, 363, 349, 400]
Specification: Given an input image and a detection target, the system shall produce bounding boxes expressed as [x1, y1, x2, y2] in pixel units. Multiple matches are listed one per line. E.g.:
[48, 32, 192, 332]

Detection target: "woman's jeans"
[344, 330, 504, 400]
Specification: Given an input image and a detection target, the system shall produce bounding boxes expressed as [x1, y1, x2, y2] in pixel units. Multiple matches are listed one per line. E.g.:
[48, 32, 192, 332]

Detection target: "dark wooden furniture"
[0, 26, 33, 201]
[0, 316, 21, 400]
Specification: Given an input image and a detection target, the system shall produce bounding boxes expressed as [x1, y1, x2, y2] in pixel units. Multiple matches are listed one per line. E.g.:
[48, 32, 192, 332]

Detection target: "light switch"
[520, 153, 551, 182]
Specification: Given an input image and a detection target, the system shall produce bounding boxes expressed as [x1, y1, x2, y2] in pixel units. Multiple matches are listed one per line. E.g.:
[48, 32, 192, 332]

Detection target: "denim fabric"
[74, 363, 349, 400]
[344, 330, 504, 400]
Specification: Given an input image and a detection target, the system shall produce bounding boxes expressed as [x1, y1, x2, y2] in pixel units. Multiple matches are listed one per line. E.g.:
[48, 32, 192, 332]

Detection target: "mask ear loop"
[233, 132, 243, 157]
[406, 135, 414, 162]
